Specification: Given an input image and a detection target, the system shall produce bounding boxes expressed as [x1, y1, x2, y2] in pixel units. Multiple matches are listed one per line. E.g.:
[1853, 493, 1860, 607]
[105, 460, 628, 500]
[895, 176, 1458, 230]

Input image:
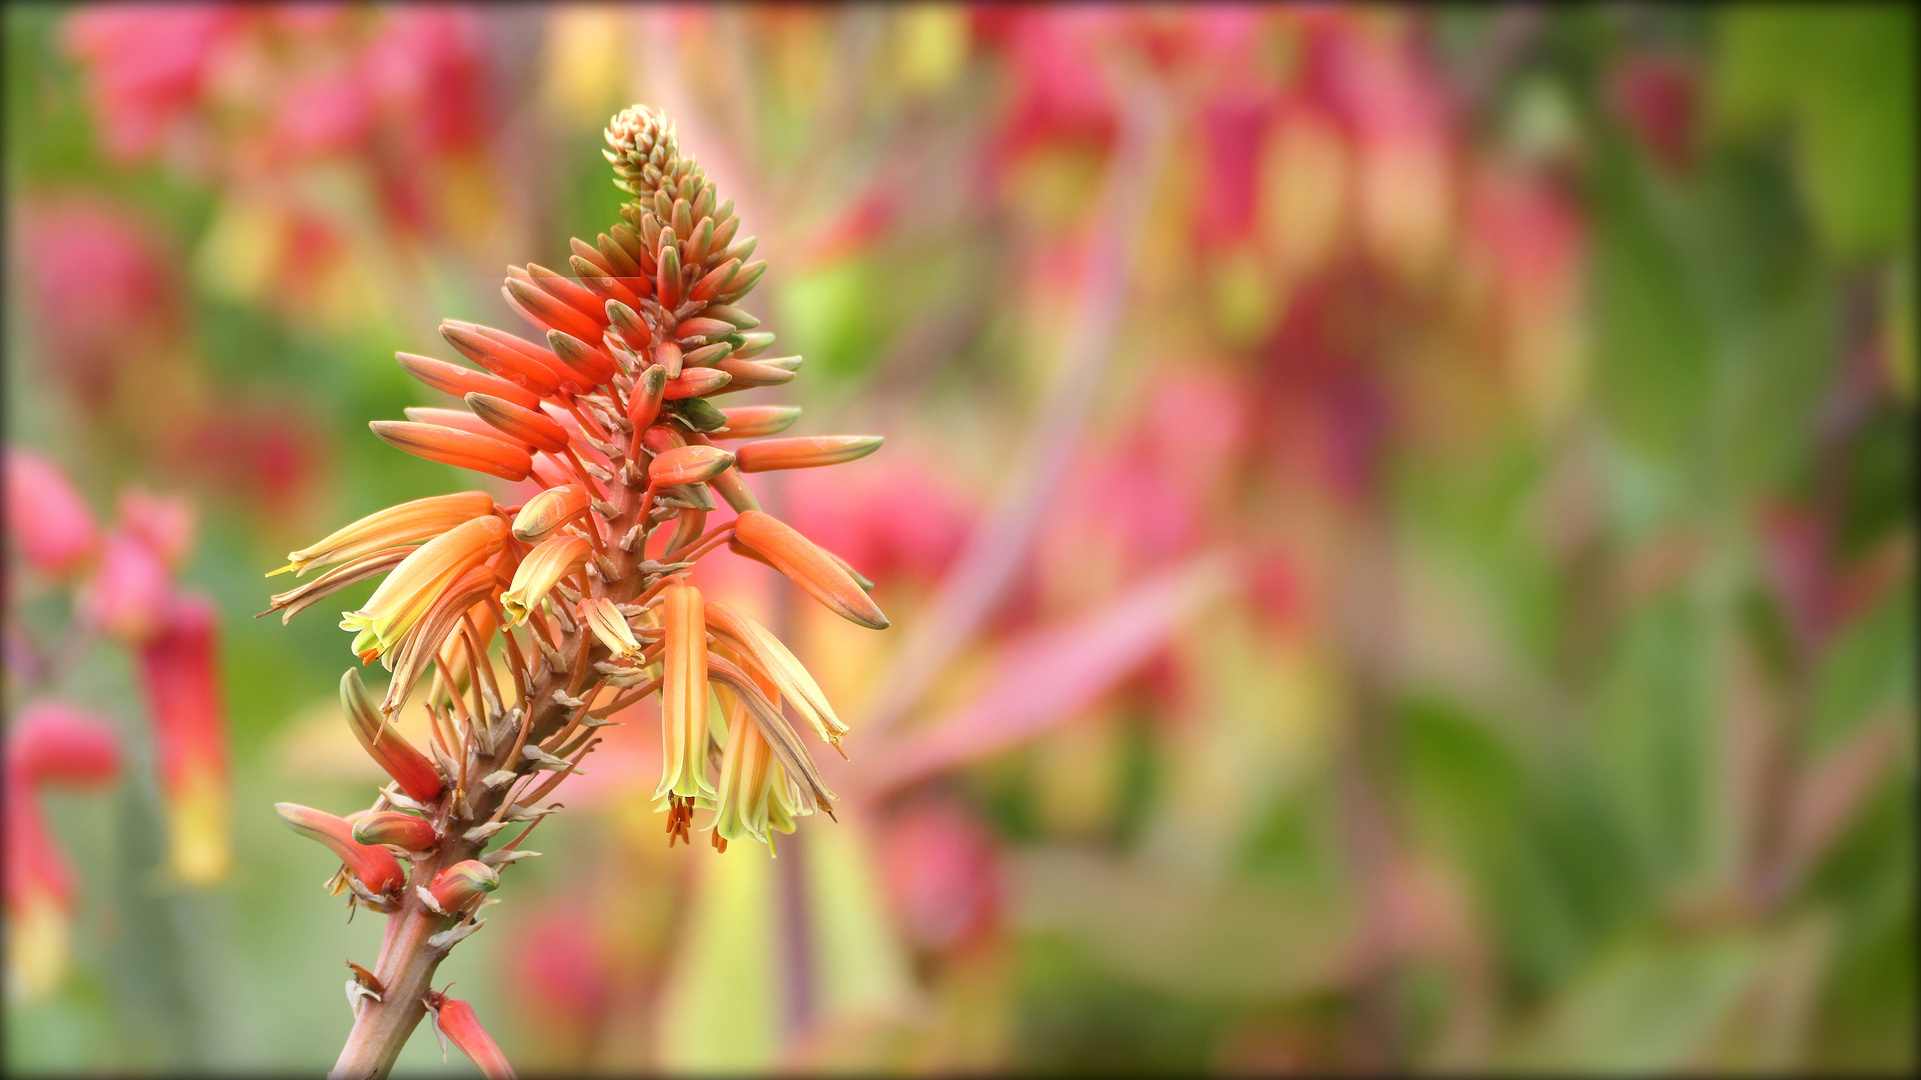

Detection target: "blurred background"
[2, 3, 1913, 1074]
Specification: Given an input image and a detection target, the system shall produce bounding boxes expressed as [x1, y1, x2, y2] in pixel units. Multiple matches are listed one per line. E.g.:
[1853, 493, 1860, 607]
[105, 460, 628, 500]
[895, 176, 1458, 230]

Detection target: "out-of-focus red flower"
[62, 3, 246, 161]
[3, 702, 122, 1000]
[6, 702, 123, 786]
[176, 405, 320, 515]
[879, 798, 1001, 955]
[16, 200, 180, 409]
[508, 904, 611, 1046]
[974, 7, 1120, 168]
[4, 450, 99, 578]
[135, 592, 231, 884]
[77, 528, 172, 642]
[115, 490, 195, 571]
[1607, 52, 1698, 176]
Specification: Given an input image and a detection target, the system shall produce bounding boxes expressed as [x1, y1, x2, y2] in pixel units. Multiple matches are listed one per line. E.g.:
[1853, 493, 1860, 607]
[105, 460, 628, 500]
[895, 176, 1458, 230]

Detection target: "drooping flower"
[425, 989, 517, 1080]
[3, 703, 123, 1000]
[137, 593, 231, 884]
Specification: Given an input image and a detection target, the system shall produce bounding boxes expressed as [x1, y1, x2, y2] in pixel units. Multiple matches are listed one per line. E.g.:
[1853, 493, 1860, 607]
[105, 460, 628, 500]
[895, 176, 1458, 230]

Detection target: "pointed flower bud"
[502, 535, 591, 626]
[425, 991, 517, 1080]
[648, 445, 734, 487]
[656, 583, 712, 800]
[340, 669, 445, 803]
[440, 320, 563, 396]
[276, 803, 406, 896]
[464, 393, 572, 455]
[662, 367, 731, 399]
[713, 405, 802, 438]
[545, 330, 618, 385]
[396, 353, 544, 412]
[734, 435, 884, 473]
[340, 515, 508, 657]
[4, 450, 98, 577]
[733, 511, 889, 629]
[627, 364, 668, 429]
[352, 811, 438, 851]
[581, 596, 644, 660]
[642, 425, 687, 456]
[274, 492, 496, 577]
[713, 357, 796, 389]
[425, 860, 499, 914]
[370, 421, 535, 482]
[511, 485, 589, 542]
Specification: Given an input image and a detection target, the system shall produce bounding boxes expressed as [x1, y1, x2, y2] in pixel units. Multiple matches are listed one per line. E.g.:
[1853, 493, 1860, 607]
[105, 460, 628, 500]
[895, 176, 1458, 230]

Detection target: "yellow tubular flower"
[501, 535, 591, 625]
[704, 601, 849, 748]
[581, 597, 644, 660]
[655, 583, 712, 800]
[511, 484, 590, 542]
[712, 684, 776, 849]
[339, 515, 507, 657]
[272, 491, 497, 577]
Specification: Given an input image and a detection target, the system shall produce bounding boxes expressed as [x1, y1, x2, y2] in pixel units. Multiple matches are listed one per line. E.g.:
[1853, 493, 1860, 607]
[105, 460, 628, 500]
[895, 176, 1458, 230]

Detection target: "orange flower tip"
[733, 511, 890, 630]
[276, 802, 406, 895]
[713, 405, 803, 439]
[662, 367, 731, 399]
[676, 316, 735, 342]
[341, 668, 449, 803]
[426, 993, 517, 1080]
[370, 421, 535, 482]
[734, 435, 883, 473]
[426, 860, 500, 913]
[351, 810, 438, 851]
[649, 445, 734, 487]
[463, 393, 572, 456]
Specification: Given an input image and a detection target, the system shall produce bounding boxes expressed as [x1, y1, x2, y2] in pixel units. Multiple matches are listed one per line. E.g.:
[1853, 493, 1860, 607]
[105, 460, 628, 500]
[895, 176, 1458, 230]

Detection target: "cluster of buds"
[270, 105, 887, 1071]
[4, 450, 230, 899]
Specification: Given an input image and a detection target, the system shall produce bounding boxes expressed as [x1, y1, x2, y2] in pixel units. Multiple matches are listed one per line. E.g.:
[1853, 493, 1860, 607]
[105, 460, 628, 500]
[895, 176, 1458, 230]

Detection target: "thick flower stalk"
[270, 105, 887, 1079]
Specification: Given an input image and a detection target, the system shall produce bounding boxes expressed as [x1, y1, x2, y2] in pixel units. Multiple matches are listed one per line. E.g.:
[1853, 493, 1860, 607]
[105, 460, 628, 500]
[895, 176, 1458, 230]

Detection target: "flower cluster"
[3, 450, 228, 998]
[270, 105, 886, 1070]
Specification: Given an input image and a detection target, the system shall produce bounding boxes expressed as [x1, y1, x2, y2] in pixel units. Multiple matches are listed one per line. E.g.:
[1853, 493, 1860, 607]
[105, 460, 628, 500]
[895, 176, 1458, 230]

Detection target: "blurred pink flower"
[786, 458, 976, 589]
[4, 450, 99, 579]
[16, 199, 180, 409]
[62, 3, 244, 161]
[76, 527, 172, 642]
[880, 798, 1002, 954]
[1607, 52, 1699, 176]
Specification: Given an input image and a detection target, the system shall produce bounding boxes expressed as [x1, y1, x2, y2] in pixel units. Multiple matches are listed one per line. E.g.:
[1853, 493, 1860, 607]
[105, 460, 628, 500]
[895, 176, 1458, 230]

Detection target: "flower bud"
[732, 511, 889, 629]
[641, 425, 686, 456]
[649, 445, 733, 488]
[397, 351, 544, 411]
[734, 435, 883, 473]
[341, 669, 446, 803]
[545, 330, 618, 385]
[662, 367, 731, 399]
[512, 485, 590, 542]
[606, 299, 653, 351]
[370, 421, 534, 482]
[464, 394, 572, 455]
[626, 365, 668, 429]
[425, 991, 517, 1079]
[276, 803, 406, 896]
[441, 320, 562, 396]
[713, 405, 801, 438]
[675, 316, 735, 342]
[352, 811, 438, 851]
[504, 276, 603, 345]
[425, 860, 499, 914]
[502, 535, 591, 626]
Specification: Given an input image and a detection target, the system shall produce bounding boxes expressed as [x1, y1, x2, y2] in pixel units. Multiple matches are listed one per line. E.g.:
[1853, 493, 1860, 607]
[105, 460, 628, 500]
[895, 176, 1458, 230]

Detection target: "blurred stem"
[861, 69, 1171, 737]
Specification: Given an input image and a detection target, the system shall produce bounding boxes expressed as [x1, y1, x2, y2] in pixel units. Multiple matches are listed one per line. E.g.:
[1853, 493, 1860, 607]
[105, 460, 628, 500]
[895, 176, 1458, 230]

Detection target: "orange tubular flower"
[370, 421, 535, 482]
[271, 104, 893, 1075]
[734, 510, 890, 629]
